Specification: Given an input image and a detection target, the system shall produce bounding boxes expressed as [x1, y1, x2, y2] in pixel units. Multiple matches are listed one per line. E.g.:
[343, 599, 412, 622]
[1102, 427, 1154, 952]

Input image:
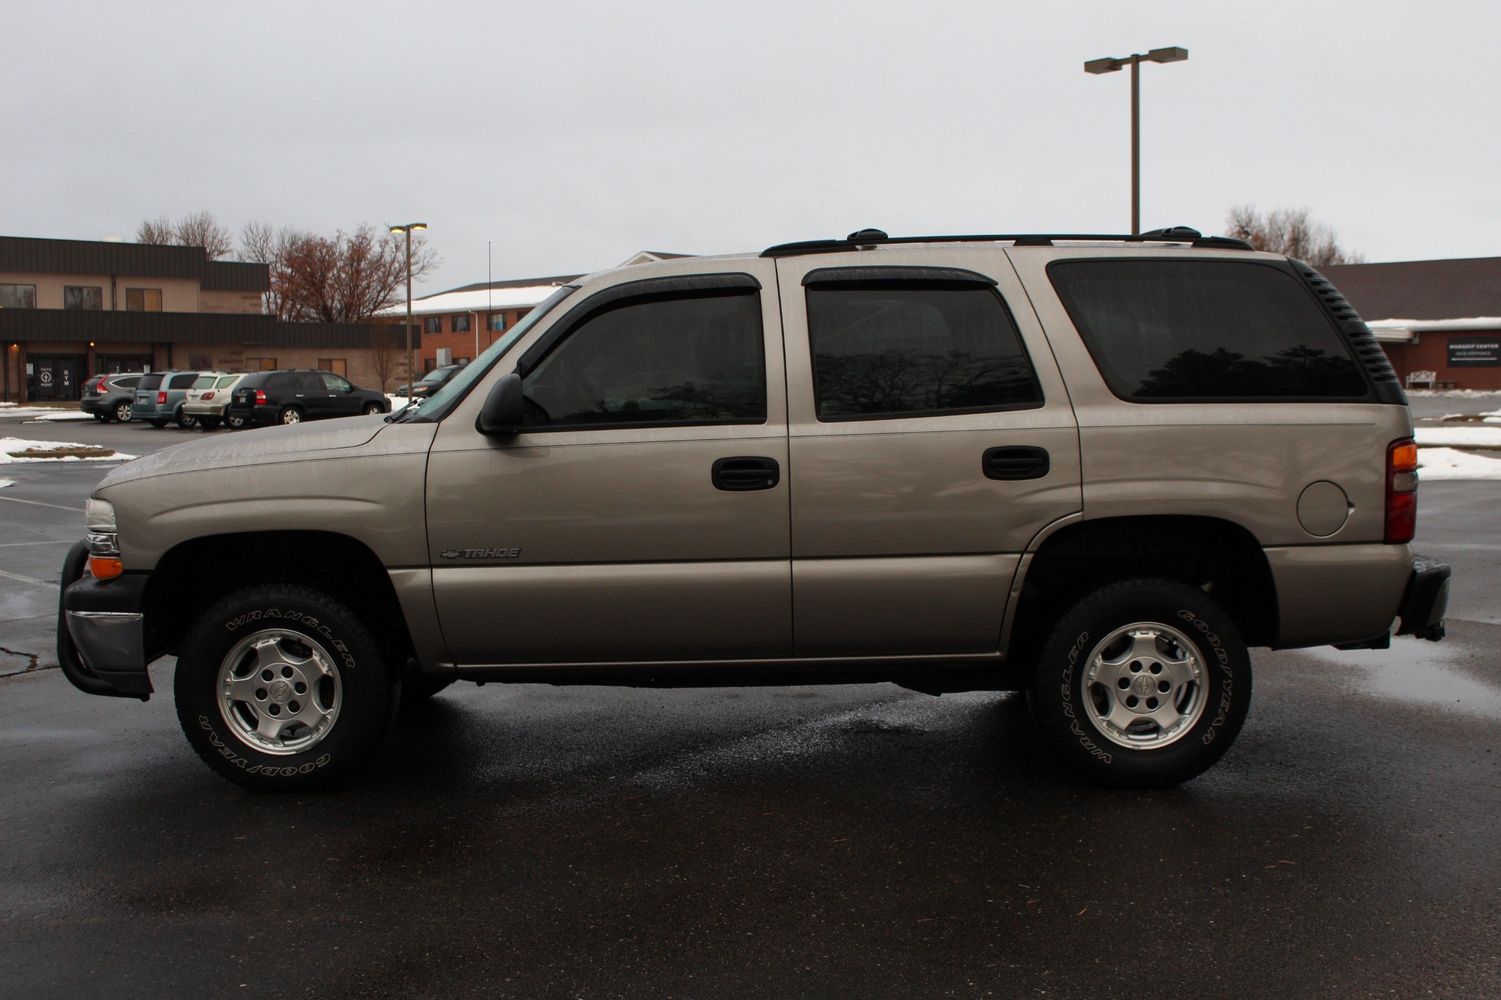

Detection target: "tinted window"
[806, 284, 1041, 420]
[523, 291, 765, 428]
[138, 374, 164, 390]
[114, 376, 142, 388]
[297, 374, 325, 393]
[168, 373, 199, 389]
[1049, 260, 1368, 401]
[265, 373, 295, 390]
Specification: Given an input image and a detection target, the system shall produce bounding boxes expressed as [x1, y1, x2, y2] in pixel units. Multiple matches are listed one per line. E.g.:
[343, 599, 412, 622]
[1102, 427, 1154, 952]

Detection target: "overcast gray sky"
[5, 0, 1497, 293]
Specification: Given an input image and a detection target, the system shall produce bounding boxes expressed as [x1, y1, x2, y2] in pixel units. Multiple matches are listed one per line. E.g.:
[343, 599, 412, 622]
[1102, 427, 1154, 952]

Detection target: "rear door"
[425, 263, 791, 664]
[773, 249, 1082, 656]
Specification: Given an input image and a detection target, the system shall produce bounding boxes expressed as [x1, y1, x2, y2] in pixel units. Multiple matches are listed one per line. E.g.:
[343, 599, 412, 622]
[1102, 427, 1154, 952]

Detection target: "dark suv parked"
[226, 369, 390, 426]
[80, 373, 144, 422]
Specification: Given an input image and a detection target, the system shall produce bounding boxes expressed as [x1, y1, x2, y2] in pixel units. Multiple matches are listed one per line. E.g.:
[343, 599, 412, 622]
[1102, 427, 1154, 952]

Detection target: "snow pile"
[0, 406, 94, 421]
[1418, 448, 1501, 481]
[0, 437, 135, 464]
[1414, 426, 1501, 449]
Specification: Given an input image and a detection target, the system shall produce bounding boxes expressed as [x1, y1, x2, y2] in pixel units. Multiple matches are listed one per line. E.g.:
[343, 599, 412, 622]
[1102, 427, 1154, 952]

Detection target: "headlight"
[85, 498, 116, 533]
[84, 498, 123, 579]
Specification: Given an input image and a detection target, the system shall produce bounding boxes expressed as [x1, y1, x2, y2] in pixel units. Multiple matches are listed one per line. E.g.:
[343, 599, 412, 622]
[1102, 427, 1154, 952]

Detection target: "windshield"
[394, 284, 578, 422]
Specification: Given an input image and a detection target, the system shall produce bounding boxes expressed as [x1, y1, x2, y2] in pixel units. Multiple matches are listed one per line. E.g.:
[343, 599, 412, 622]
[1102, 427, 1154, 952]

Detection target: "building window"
[64, 286, 104, 310]
[125, 288, 163, 312]
[453, 314, 471, 333]
[424, 316, 442, 334]
[317, 358, 348, 376]
[0, 283, 37, 309]
[488, 313, 506, 332]
[247, 357, 278, 371]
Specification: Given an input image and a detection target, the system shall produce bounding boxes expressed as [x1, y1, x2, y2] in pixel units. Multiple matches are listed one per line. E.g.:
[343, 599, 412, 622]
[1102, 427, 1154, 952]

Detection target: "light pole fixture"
[388, 222, 428, 396]
[1084, 46, 1188, 235]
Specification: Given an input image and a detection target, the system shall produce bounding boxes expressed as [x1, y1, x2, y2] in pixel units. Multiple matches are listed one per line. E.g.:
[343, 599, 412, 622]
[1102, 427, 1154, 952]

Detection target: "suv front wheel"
[174, 584, 399, 790]
[1028, 578, 1251, 788]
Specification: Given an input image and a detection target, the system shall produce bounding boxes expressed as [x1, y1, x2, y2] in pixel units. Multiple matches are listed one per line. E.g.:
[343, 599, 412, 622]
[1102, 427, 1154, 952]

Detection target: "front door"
[425, 264, 792, 665]
[30, 354, 85, 401]
[774, 250, 1083, 656]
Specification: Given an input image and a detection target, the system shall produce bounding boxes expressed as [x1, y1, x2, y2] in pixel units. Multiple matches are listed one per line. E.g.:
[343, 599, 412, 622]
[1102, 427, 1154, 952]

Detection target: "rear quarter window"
[138, 374, 164, 390]
[1047, 259, 1369, 401]
[265, 373, 294, 390]
[168, 373, 199, 389]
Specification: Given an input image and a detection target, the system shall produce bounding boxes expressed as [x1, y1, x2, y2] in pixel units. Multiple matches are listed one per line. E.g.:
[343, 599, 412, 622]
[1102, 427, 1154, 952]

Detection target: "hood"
[97, 416, 387, 489]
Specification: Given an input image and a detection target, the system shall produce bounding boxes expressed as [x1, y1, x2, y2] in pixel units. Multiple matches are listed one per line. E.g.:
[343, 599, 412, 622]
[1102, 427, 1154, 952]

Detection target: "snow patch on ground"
[386, 394, 411, 408]
[1418, 447, 1501, 480]
[1414, 426, 1501, 448]
[0, 437, 136, 463]
[1406, 389, 1501, 398]
[0, 478, 14, 488]
[0, 406, 94, 421]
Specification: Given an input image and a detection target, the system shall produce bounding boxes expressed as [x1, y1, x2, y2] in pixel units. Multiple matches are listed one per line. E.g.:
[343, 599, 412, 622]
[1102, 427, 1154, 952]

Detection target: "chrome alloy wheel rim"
[216, 629, 342, 755]
[1081, 621, 1206, 750]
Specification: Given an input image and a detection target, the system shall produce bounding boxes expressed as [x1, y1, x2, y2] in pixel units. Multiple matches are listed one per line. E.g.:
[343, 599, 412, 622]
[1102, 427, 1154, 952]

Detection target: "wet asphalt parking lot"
[1, 406, 1498, 999]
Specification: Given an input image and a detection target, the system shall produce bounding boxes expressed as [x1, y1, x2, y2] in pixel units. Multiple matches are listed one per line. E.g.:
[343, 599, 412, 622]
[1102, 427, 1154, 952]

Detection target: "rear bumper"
[181, 401, 227, 416]
[1396, 555, 1450, 641]
[80, 397, 108, 415]
[56, 540, 153, 699]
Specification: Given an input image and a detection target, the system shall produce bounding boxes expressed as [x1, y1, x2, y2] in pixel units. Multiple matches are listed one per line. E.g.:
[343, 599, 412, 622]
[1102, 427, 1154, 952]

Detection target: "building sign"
[1447, 334, 1501, 367]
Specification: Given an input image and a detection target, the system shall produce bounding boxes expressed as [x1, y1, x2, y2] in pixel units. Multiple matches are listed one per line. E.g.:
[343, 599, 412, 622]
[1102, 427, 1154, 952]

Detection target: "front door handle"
[712, 456, 780, 492]
[983, 446, 1050, 481]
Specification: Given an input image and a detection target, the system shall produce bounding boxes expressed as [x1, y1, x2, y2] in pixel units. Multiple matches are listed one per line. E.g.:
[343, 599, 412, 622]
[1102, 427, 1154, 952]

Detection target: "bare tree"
[370, 332, 399, 392]
[135, 211, 234, 259]
[174, 210, 234, 260]
[136, 216, 175, 244]
[1225, 206, 1364, 267]
[240, 221, 310, 318]
[272, 225, 438, 324]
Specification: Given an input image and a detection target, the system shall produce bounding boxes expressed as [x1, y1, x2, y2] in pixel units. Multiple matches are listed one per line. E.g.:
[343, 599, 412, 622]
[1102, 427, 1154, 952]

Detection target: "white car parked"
[182, 373, 248, 430]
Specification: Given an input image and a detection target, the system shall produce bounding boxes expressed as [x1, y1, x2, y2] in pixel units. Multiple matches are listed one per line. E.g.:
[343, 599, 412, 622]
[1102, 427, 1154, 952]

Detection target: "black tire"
[362, 402, 384, 416]
[225, 413, 246, 430]
[175, 408, 198, 429]
[113, 400, 132, 422]
[1027, 578, 1251, 788]
[279, 406, 303, 425]
[94, 412, 108, 422]
[148, 419, 168, 428]
[174, 584, 399, 791]
[199, 416, 221, 431]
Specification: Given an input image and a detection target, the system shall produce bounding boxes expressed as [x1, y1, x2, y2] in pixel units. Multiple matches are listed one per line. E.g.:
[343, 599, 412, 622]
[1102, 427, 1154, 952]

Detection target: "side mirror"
[477, 372, 525, 436]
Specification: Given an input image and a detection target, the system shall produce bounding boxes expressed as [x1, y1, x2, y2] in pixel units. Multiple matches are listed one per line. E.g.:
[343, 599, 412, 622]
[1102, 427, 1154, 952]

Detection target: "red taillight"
[94, 377, 107, 393]
[1385, 438, 1419, 543]
[202, 391, 214, 400]
[157, 391, 167, 404]
[255, 389, 268, 405]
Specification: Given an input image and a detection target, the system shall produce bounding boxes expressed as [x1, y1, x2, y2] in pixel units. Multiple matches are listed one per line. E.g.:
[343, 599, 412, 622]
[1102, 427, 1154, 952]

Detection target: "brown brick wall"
[1380, 330, 1501, 390]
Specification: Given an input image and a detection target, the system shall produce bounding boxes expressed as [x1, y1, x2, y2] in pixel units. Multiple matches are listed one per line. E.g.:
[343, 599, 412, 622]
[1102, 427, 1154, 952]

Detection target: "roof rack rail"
[760, 227, 1254, 258]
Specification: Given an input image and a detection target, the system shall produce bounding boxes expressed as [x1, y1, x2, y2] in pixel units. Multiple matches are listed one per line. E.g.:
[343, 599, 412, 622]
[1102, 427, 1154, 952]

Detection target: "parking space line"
[0, 568, 54, 589]
[0, 540, 73, 547]
[0, 495, 85, 513]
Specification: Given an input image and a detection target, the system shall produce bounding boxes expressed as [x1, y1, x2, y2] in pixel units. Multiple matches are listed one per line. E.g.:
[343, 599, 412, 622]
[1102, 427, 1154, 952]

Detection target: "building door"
[29, 354, 86, 401]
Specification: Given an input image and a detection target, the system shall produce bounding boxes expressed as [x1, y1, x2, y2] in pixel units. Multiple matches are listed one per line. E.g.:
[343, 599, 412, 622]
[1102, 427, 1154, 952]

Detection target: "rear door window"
[138, 374, 164, 391]
[804, 278, 1042, 420]
[1048, 259, 1368, 401]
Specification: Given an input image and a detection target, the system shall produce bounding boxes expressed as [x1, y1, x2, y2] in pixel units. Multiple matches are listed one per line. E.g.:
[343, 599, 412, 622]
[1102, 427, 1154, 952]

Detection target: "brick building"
[0, 235, 412, 402]
[1326, 257, 1501, 390]
[374, 274, 580, 372]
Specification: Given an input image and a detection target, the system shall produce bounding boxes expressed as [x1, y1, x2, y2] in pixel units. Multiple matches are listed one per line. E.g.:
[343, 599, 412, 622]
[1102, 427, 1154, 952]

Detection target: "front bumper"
[57, 540, 153, 699]
[1396, 554, 1451, 641]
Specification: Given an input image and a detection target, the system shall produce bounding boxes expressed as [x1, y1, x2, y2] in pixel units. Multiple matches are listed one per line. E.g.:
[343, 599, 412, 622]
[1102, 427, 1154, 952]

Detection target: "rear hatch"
[134, 374, 165, 410]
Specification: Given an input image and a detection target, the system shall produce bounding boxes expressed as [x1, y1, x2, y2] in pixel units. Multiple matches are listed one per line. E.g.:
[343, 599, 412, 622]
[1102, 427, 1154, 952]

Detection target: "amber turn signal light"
[88, 556, 124, 580]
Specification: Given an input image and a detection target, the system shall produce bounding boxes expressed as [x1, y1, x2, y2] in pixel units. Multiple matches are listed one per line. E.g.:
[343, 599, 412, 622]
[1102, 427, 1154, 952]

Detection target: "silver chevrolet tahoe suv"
[57, 227, 1451, 790]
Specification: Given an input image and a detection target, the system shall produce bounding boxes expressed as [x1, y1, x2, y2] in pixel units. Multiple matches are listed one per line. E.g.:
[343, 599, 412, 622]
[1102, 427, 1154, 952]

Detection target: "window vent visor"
[1293, 260, 1406, 404]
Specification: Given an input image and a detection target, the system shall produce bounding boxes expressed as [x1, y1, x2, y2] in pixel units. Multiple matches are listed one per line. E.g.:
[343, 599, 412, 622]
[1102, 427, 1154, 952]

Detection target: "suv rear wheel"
[279, 406, 302, 425]
[1028, 578, 1251, 788]
[175, 408, 198, 429]
[174, 584, 399, 790]
[112, 401, 132, 422]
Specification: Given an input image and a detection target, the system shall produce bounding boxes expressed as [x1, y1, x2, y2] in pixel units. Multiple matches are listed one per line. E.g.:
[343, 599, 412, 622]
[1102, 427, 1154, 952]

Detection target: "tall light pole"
[388, 222, 427, 394]
[1084, 46, 1188, 235]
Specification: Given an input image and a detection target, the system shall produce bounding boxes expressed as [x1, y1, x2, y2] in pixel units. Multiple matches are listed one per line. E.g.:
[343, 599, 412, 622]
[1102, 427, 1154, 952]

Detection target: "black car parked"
[226, 369, 390, 427]
[79, 372, 144, 422]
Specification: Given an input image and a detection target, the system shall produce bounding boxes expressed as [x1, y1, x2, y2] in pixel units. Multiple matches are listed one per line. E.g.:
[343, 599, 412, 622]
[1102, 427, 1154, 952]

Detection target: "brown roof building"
[1325, 256, 1501, 390]
[1, 235, 413, 402]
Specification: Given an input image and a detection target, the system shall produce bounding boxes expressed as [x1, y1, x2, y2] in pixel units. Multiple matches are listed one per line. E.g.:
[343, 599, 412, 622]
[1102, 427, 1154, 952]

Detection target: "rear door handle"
[712, 456, 780, 492]
[983, 446, 1050, 480]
